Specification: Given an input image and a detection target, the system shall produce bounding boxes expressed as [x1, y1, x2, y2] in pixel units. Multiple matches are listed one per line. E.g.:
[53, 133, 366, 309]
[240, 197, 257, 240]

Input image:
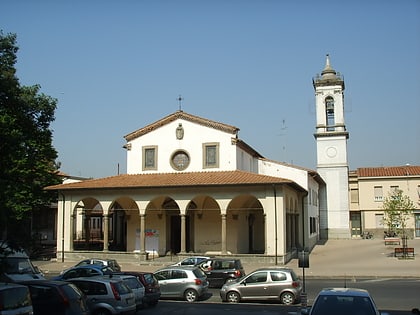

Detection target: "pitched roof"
[45, 170, 303, 191]
[124, 110, 239, 141]
[357, 165, 420, 177]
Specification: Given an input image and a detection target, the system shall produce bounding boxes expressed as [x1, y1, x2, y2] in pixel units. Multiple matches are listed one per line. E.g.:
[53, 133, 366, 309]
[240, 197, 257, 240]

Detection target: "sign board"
[298, 251, 309, 268]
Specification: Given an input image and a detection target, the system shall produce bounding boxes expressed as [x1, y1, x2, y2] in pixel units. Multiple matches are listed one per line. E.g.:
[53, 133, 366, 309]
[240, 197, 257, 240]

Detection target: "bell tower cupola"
[313, 54, 350, 239]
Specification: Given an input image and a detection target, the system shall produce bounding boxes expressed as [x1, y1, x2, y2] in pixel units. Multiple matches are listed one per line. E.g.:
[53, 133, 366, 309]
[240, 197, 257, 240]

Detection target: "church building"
[46, 56, 352, 263]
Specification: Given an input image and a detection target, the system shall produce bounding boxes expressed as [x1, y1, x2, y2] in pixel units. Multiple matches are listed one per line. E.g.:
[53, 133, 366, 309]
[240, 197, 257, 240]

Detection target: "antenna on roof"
[177, 95, 184, 111]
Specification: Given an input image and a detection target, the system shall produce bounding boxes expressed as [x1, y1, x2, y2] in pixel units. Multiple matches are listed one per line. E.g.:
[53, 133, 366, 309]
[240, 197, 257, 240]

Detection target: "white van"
[0, 241, 44, 282]
[0, 282, 33, 315]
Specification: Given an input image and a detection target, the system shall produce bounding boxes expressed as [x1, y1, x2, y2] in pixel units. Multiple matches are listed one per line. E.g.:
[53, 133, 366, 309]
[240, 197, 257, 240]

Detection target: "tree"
[382, 189, 415, 238]
[0, 31, 61, 245]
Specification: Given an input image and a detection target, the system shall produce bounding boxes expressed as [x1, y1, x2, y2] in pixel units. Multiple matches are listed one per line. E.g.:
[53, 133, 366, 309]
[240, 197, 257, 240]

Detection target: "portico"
[50, 171, 306, 263]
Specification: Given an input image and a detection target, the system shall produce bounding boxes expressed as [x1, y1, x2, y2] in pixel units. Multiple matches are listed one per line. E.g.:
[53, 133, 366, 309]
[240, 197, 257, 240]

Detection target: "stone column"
[69, 212, 74, 251]
[263, 214, 267, 254]
[103, 214, 109, 251]
[221, 213, 227, 254]
[140, 214, 146, 254]
[180, 214, 186, 253]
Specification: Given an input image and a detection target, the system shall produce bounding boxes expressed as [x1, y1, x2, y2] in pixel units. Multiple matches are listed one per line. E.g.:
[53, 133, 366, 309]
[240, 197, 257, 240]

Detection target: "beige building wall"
[349, 167, 420, 238]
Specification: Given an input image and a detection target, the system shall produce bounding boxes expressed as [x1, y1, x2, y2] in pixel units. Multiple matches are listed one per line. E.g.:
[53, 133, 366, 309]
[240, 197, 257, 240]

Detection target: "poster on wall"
[145, 229, 159, 257]
[134, 229, 159, 256]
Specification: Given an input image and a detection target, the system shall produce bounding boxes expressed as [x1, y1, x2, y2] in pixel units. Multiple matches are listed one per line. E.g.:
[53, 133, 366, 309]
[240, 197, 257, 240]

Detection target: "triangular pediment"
[124, 110, 239, 141]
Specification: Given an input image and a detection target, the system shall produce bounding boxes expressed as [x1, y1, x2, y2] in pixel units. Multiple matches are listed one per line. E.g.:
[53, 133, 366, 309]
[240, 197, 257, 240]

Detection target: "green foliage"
[382, 189, 415, 237]
[0, 31, 61, 243]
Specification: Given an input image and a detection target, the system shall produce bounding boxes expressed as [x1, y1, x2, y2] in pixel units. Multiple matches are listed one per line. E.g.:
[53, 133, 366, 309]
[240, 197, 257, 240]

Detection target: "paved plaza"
[37, 238, 420, 278]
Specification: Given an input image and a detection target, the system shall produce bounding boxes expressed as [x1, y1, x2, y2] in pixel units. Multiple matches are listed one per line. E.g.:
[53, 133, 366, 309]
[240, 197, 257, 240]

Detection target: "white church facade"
[46, 56, 373, 263]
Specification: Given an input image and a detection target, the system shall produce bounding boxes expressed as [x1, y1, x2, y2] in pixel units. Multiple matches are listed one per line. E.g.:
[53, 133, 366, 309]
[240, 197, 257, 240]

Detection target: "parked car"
[301, 288, 389, 315]
[219, 267, 302, 305]
[0, 240, 45, 282]
[113, 271, 160, 307]
[197, 258, 245, 287]
[99, 275, 144, 311]
[52, 265, 113, 281]
[68, 277, 136, 315]
[16, 280, 89, 315]
[154, 266, 208, 302]
[74, 259, 121, 272]
[0, 282, 33, 315]
[171, 256, 210, 266]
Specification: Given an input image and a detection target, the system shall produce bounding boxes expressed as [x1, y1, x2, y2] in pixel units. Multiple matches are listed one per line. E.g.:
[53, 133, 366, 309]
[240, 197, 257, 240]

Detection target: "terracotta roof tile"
[357, 165, 420, 177]
[46, 170, 301, 191]
[124, 111, 239, 141]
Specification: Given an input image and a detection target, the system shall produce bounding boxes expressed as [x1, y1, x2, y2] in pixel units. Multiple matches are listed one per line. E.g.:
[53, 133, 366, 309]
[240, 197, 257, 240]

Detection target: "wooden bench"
[394, 247, 415, 258]
[384, 237, 400, 245]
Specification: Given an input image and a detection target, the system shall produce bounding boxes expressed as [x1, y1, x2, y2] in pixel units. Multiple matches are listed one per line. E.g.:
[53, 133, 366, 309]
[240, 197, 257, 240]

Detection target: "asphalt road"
[138, 301, 415, 315]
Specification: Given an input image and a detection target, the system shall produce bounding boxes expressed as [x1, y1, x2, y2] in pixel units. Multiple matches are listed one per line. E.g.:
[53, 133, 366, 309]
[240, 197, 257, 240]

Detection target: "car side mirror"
[300, 307, 310, 315]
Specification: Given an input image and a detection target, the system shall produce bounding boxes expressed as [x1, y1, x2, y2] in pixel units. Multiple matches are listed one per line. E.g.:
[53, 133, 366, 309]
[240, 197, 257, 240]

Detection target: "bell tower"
[313, 54, 350, 239]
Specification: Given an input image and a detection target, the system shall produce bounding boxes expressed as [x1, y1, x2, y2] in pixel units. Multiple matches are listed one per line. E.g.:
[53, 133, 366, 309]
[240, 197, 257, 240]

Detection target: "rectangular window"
[310, 217, 317, 234]
[350, 189, 359, 203]
[142, 146, 157, 170]
[390, 185, 399, 193]
[203, 143, 219, 168]
[374, 186, 383, 202]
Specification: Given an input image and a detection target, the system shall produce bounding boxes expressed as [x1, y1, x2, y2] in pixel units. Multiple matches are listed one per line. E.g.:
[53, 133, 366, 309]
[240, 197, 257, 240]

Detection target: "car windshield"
[123, 278, 142, 289]
[311, 295, 376, 315]
[142, 273, 157, 285]
[0, 287, 31, 310]
[192, 268, 206, 278]
[112, 282, 131, 295]
[3, 257, 36, 274]
[62, 283, 84, 299]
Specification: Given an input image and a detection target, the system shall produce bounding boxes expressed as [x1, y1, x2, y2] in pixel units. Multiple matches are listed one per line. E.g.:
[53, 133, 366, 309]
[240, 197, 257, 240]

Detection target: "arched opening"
[187, 196, 221, 253]
[325, 96, 335, 131]
[73, 198, 103, 251]
[227, 195, 265, 254]
[108, 202, 127, 251]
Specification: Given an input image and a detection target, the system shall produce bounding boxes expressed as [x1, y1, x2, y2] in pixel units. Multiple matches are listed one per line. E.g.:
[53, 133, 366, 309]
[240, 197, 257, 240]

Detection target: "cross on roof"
[177, 95, 184, 111]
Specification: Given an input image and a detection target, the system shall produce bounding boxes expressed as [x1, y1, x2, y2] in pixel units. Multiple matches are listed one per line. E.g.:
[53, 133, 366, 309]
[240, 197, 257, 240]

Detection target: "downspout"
[272, 184, 278, 265]
[59, 191, 65, 263]
[301, 190, 309, 294]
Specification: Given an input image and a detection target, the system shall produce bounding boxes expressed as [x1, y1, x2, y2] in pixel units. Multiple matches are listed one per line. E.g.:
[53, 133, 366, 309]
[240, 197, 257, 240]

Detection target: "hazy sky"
[2, 0, 419, 178]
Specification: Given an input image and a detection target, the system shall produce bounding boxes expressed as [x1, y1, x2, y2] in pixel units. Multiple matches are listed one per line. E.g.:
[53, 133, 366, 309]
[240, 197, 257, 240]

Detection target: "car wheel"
[280, 291, 295, 305]
[226, 291, 240, 303]
[184, 289, 198, 302]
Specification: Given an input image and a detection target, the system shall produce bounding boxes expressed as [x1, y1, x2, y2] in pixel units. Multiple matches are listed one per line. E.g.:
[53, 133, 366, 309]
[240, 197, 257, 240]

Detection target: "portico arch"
[108, 197, 139, 251]
[227, 195, 265, 254]
[145, 196, 181, 255]
[186, 195, 221, 253]
[72, 198, 103, 251]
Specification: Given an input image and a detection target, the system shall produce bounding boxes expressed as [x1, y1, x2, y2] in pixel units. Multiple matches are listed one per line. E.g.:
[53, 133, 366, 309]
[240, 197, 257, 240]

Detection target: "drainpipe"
[59, 191, 65, 263]
[272, 184, 278, 265]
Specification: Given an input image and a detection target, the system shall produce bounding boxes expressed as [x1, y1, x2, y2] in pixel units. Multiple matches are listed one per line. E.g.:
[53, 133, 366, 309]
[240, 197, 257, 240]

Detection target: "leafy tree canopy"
[0, 31, 61, 243]
[382, 189, 415, 237]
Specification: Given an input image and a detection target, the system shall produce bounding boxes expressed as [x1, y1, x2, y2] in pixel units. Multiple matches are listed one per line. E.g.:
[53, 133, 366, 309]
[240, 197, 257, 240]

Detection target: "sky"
[1, 0, 419, 179]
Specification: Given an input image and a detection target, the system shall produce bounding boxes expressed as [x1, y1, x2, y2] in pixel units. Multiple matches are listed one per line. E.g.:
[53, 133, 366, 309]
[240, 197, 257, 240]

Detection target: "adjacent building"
[349, 165, 420, 238]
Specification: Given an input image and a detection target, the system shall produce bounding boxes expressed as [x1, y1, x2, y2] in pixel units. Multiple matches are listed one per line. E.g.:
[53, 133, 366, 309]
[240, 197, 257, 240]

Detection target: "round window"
[171, 150, 190, 171]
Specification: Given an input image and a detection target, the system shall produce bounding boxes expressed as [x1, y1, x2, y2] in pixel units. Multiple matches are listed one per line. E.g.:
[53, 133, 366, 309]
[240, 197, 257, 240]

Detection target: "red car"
[113, 271, 161, 307]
